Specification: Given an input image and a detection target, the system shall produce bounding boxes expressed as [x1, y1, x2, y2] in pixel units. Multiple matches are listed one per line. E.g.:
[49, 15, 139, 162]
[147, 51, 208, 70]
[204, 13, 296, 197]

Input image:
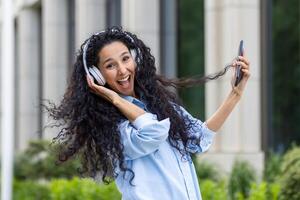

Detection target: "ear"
[130, 49, 137, 60]
[130, 49, 138, 68]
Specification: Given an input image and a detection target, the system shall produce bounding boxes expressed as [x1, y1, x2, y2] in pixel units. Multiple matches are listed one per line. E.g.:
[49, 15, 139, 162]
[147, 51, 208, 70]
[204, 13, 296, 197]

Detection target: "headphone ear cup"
[89, 66, 106, 85]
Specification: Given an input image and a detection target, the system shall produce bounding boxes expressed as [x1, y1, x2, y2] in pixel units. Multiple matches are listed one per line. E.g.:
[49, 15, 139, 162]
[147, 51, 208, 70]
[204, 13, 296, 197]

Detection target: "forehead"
[98, 41, 129, 59]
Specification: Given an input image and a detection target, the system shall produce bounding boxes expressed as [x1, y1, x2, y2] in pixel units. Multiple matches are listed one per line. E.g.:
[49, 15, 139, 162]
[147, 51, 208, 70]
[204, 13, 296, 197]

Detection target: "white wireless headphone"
[82, 29, 141, 86]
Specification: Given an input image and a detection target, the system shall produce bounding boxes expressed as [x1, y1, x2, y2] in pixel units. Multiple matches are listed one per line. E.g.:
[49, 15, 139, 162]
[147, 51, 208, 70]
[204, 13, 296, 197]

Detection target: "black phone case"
[234, 40, 244, 86]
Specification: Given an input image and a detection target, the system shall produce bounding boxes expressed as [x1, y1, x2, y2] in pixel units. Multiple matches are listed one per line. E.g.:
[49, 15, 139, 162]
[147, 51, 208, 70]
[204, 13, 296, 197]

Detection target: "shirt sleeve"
[177, 105, 216, 154]
[118, 112, 170, 160]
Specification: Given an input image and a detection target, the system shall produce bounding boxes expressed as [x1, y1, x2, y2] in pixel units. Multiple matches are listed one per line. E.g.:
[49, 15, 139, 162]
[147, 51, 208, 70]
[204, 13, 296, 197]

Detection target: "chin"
[119, 90, 134, 97]
[115, 84, 135, 97]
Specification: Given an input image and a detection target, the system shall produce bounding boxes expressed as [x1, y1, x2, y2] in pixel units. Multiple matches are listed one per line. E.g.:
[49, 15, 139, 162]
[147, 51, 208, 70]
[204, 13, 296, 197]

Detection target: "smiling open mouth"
[117, 75, 131, 86]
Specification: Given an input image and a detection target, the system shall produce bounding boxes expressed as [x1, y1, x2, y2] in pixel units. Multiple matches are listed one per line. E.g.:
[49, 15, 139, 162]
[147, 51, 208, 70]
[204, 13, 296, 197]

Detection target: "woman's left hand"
[231, 55, 251, 96]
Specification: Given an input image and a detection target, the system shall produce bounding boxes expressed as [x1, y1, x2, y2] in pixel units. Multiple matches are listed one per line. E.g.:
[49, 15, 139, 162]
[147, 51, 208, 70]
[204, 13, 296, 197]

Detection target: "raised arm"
[205, 89, 241, 132]
[205, 55, 250, 132]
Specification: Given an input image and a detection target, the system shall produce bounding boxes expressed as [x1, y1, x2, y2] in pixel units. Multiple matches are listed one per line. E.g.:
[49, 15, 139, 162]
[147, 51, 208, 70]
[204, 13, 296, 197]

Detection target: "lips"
[117, 75, 131, 87]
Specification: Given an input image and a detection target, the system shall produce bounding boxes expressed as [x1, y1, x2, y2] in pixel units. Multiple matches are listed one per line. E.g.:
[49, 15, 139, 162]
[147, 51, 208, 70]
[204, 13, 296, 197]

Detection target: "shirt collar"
[120, 94, 147, 110]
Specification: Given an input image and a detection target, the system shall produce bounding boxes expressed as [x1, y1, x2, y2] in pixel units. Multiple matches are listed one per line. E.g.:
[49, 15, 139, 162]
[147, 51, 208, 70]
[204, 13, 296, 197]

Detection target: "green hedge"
[14, 178, 281, 200]
[50, 177, 121, 200]
[200, 179, 227, 200]
[13, 180, 51, 200]
[14, 140, 81, 180]
[248, 182, 280, 200]
[193, 158, 222, 182]
[228, 160, 256, 199]
[263, 151, 282, 183]
[278, 146, 300, 200]
[14, 140, 300, 199]
[13, 178, 121, 200]
[199, 180, 280, 200]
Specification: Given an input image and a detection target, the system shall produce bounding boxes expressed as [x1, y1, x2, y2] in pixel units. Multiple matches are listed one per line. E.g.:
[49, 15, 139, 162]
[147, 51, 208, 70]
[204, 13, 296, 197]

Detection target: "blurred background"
[0, 0, 299, 199]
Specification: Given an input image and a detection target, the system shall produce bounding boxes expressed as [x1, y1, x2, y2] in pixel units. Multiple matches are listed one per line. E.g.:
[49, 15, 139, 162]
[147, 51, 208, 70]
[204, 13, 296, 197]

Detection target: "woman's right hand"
[87, 75, 146, 121]
[86, 75, 120, 104]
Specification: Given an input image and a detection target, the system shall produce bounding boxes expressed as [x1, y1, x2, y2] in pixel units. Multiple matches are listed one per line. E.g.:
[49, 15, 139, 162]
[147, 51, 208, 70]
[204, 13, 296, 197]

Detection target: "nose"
[118, 63, 127, 75]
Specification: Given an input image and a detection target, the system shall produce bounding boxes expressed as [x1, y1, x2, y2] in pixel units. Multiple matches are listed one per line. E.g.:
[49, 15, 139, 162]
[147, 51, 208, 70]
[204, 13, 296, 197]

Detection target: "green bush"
[247, 182, 280, 200]
[12, 178, 121, 200]
[268, 183, 280, 200]
[248, 182, 267, 200]
[12, 178, 280, 200]
[13, 179, 51, 200]
[279, 146, 300, 200]
[200, 179, 227, 200]
[194, 158, 222, 182]
[263, 151, 282, 183]
[14, 140, 81, 180]
[228, 160, 256, 200]
[200, 181, 280, 200]
[50, 177, 121, 200]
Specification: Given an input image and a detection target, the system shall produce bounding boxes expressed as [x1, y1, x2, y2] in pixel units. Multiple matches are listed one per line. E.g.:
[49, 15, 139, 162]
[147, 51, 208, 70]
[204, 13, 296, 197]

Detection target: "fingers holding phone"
[231, 40, 251, 95]
[233, 55, 250, 72]
[237, 55, 250, 78]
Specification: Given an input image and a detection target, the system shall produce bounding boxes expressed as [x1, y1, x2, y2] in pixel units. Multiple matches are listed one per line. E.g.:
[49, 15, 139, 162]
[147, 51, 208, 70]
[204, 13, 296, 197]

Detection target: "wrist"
[229, 88, 242, 101]
[112, 95, 123, 107]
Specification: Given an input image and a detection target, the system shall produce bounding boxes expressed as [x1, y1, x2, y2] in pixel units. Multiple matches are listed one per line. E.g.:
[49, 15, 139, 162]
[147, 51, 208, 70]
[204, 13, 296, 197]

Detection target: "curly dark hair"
[45, 26, 231, 184]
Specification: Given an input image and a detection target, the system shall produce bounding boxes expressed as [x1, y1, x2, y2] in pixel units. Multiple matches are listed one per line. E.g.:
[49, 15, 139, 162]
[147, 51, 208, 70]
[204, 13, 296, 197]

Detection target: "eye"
[123, 56, 130, 62]
[105, 63, 116, 69]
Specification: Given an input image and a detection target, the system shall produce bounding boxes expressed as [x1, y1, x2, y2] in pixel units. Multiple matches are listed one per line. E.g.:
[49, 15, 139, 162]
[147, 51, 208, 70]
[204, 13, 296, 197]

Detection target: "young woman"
[47, 26, 250, 200]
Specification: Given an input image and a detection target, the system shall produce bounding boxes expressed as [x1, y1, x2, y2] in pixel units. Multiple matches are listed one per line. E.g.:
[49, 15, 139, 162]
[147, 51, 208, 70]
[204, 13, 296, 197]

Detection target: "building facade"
[0, 0, 264, 176]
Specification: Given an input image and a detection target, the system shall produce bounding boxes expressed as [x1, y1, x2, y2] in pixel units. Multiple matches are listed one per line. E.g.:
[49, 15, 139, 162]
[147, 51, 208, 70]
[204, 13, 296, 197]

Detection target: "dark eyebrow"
[121, 51, 130, 57]
[103, 58, 113, 65]
[102, 51, 129, 65]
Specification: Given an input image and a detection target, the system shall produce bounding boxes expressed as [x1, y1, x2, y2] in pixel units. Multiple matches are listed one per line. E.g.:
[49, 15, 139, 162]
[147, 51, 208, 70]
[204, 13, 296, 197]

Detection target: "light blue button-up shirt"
[115, 96, 216, 200]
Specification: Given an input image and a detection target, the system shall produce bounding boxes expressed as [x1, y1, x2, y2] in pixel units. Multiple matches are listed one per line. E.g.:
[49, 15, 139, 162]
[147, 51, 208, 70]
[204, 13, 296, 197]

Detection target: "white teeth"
[118, 75, 130, 82]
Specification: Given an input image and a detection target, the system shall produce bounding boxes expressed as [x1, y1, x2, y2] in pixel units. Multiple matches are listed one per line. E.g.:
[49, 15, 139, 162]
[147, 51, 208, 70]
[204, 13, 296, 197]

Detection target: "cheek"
[129, 62, 136, 74]
[102, 70, 116, 83]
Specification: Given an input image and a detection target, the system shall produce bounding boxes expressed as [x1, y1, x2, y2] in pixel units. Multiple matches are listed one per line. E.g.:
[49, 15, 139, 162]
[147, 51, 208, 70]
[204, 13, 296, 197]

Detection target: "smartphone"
[234, 40, 244, 86]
